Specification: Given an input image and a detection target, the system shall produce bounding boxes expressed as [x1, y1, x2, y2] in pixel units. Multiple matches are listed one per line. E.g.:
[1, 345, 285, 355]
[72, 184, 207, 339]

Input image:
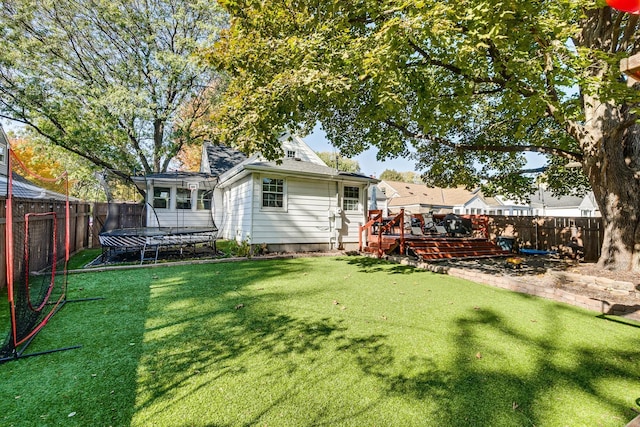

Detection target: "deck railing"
[359, 208, 405, 258]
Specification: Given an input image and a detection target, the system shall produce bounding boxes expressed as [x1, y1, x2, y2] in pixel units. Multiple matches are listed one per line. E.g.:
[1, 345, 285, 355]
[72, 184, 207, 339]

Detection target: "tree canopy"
[379, 169, 419, 183]
[211, 0, 640, 271]
[0, 0, 226, 182]
[316, 151, 361, 173]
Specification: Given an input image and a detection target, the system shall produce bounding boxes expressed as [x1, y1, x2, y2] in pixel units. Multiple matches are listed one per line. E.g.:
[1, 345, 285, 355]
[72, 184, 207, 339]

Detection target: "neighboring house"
[0, 125, 72, 201]
[209, 134, 377, 251]
[529, 188, 600, 217]
[0, 125, 7, 178]
[376, 180, 478, 215]
[374, 180, 600, 218]
[484, 195, 533, 216]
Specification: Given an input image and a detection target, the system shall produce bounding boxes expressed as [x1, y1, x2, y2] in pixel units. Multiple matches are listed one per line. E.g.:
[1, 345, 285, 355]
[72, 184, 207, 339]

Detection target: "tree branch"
[455, 143, 583, 161]
[384, 118, 583, 161]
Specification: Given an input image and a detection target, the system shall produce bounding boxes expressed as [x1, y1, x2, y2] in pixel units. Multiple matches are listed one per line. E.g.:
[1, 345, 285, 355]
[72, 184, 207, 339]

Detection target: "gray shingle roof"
[0, 173, 71, 200]
[204, 144, 247, 176]
[246, 158, 373, 181]
[529, 189, 585, 208]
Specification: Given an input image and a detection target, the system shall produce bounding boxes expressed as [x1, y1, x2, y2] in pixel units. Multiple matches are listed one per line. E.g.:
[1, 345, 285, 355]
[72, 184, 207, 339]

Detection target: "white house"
[134, 134, 377, 252]
[528, 188, 600, 217]
[210, 134, 377, 252]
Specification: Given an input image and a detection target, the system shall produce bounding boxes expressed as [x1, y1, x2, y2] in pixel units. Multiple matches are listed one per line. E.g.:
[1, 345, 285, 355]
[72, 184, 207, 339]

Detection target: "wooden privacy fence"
[0, 202, 607, 290]
[90, 202, 146, 247]
[485, 215, 603, 262]
[0, 197, 91, 289]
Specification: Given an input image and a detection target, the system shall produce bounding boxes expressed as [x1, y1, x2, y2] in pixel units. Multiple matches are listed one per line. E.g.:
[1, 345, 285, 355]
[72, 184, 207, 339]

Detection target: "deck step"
[364, 236, 510, 260]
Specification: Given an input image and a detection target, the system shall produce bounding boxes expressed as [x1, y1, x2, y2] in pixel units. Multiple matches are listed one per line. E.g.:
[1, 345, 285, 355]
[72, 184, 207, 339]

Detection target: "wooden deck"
[361, 234, 511, 260]
[359, 210, 511, 261]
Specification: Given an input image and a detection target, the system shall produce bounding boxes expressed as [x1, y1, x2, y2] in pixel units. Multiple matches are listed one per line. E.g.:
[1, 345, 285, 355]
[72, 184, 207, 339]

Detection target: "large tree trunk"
[576, 9, 640, 272]
[582, 100, 640, 272]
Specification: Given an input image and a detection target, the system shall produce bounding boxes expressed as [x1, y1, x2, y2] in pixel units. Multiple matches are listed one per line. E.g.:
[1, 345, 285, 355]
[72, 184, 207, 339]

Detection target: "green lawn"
[0, 255, 639, 426]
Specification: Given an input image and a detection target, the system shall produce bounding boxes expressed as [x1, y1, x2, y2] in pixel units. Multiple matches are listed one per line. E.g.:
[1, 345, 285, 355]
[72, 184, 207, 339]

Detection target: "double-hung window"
[343, 186, 360, 211]
[153, 187, 171, 209]
[197, 189, 212, 210]
[176, 188, 192, 210]
[262, 177, 284, 209]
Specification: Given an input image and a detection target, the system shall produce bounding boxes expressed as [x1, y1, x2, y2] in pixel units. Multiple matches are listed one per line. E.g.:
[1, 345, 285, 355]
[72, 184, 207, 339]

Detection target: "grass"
[67, 248, 103, 270]
[0, 254, 639, 426]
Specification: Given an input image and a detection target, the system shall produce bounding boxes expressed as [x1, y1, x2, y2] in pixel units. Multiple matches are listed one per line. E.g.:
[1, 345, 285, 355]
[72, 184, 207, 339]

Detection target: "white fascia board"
[243, 164, 374, 184]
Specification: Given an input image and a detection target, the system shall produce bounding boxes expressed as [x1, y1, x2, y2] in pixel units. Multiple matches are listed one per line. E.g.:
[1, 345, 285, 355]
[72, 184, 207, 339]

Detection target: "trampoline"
[99, 227, 218, 264]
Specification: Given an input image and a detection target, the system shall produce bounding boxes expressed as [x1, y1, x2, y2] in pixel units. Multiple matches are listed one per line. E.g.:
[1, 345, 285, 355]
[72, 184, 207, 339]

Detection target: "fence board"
[1, 197, 92, 289]
[90, 202, 145, 247]
[487, 215, 603, 262]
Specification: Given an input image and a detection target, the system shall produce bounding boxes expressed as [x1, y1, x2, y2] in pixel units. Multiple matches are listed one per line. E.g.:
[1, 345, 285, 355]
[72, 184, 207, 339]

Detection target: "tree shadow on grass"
[343, 255, 423, 275]
[340, 303, 640, 426]
[132, 258, 362, 424]
[56, 256, 639, 427]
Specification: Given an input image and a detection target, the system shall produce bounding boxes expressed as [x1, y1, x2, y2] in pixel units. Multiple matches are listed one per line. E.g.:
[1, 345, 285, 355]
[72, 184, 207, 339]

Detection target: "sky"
[2, 118, 546, 177]
[304, 127, 418, 178]
[304, 126, 546, 178]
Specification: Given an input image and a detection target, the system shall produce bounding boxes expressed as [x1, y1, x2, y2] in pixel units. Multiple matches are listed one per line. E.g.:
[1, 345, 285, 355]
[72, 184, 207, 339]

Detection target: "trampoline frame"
[98, 227, 218, 264]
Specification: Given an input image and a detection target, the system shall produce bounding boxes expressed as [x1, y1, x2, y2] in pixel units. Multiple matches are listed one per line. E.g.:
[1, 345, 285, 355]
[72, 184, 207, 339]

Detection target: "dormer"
[279, 133, 327, 166]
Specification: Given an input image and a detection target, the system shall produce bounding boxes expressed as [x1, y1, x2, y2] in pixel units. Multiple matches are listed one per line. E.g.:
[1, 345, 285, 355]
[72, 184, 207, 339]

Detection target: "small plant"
[225, 238, 253, 258]
[255, 242, 268, 256]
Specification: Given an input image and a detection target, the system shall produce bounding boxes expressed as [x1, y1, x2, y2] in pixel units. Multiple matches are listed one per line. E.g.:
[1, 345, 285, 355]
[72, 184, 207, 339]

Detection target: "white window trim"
[176, 187, 193, 210]
[260, 176, 287, 212]
[152, 186, 172, 210]
[342, 184, 361, 212]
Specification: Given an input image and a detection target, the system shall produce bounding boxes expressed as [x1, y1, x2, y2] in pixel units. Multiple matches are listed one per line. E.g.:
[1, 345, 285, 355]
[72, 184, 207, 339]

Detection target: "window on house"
[286, 150, 296, 158]
[262, 177, 284, 208]
[153, 187, 171, 209]
[197, 189, 212, 210]
[0, 146, 5, 164]
[176, 188, 192, 210]
[343, 186, 360, 211]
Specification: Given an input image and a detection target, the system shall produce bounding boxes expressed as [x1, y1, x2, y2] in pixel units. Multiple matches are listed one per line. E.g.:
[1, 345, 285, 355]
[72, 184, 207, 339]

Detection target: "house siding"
[219, 175, 253, 241]
[250, 176, 337, 245]
[242, 175, 368, 249]
[146, 186, 215, 228]
[0, 127, 8, 177]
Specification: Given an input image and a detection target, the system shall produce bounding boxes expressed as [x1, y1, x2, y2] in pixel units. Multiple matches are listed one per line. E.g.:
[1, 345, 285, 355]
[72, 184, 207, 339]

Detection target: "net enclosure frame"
[0, 148, 81, 363]
[98, 171, 219, 264]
